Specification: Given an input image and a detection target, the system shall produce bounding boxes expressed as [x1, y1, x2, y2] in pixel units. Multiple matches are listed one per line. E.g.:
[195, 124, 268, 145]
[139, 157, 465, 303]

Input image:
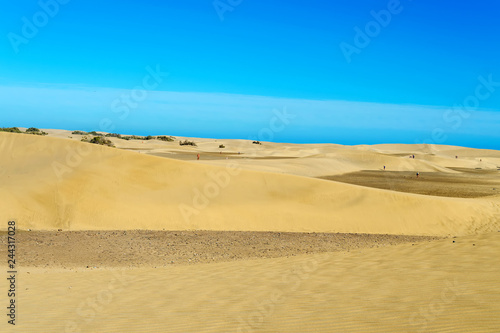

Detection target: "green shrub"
[157, 135, 175, 142]
[25, 127, 48, 135]
[219, 144, 225, 148]
[88, 131, 103, 137]
[120, 135, 143, 140]
[179, 140, 197, 147]
[0, 127, 22, 133]
[252, 141, 261, 145]
[105, 133, 122, 138]
[89, 136, 115, 147]
[72, 131, 88, 135]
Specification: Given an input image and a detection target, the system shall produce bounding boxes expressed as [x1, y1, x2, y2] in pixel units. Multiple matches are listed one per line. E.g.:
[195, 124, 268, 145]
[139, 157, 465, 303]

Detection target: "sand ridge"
[1, 131, 500, 236]
[1, 129, 500, 332]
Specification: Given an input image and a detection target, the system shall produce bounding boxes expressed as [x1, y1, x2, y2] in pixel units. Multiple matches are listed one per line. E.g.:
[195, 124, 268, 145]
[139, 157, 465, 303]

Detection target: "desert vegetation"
[179, 139, 197, 147]
[81, 136, 115, 147]
[1, 127, 47, 135]
[121, 135, 145, 141]
[105, 133, 122, 138]
[5, 128, 176, 144]
[26, 127, 48, 135]
[1, 127, 23, 133]
[156, 135, 175, 142]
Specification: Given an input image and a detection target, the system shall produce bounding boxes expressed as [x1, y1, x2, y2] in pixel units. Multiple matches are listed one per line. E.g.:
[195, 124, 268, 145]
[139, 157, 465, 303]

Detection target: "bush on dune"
[120, 135, 144, 140]
[179, 140, 197, 147]
[1, 127, 47, 135]
[81, 135, 115, 147]
[1, 127, 174, 145]
[25, 127, 48, 135]
[89, 136, 115, 147]
[157, 135, 175, 142]
[0, 127, 22, 133]
[125, 135, 154, 140]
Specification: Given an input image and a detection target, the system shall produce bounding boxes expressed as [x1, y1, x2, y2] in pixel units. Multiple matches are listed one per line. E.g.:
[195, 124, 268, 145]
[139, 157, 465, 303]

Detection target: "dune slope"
[0, 132, 499, 236]
[2, 232, 499, 333]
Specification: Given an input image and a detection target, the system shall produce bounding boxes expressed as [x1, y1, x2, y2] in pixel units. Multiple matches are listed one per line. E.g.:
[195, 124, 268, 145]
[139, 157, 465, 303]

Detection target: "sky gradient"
[1, 0, 499, 149]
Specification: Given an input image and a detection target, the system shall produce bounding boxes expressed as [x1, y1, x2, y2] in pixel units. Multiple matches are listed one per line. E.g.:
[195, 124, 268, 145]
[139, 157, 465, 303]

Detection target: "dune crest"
[1, 132, 498, 236]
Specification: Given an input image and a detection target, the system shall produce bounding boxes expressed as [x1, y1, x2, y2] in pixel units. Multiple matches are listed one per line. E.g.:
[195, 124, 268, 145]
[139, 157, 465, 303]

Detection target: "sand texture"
[1, 129, 499, 332]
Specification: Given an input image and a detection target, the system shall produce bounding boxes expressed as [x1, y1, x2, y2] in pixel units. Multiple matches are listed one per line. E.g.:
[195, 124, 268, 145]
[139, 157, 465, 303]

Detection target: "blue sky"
[1, 0, 499, 148]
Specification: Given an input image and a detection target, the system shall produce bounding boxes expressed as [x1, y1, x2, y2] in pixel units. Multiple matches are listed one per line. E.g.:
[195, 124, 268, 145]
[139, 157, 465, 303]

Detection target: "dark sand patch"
[147, 151, 299, 161]
[320, 169, 500, 198]
[147, 152, 236, 160]
[0, 230, 437, 268]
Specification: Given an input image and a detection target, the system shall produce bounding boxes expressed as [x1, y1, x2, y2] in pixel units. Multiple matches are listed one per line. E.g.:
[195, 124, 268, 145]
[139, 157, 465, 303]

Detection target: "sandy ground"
[0, 230, 437, 268]
[321, 169, 500, 198]
[1, 129, 500, 332]
[1, 131, 499, 236]
[1, 232, 499, 332]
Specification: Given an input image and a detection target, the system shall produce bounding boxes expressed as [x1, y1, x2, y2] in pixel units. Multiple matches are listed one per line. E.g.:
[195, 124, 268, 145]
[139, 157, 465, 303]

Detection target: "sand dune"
[1, 132, 499, 236]
[2, 232, 499, 332]
[178, 141, 500, 177]
[1, 130, 500, 333]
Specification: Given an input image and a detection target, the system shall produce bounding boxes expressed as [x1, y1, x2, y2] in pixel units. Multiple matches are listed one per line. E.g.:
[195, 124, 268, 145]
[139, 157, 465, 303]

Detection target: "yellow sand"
[0, 132, 499, 236]
[2, 232, 499, 332]
[1, 130, 500, 332]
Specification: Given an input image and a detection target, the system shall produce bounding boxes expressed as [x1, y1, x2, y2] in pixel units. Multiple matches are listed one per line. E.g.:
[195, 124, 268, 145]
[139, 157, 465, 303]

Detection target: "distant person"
[455, 155, 458, 159]
[413, 155, 415, 159]
[383, 165, 386, 170]
[197, 154, 200, 160]
[416, 172, 419, 178]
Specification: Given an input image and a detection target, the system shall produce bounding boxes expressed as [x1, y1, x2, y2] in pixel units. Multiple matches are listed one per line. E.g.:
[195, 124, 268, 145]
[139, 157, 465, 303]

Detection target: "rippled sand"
[2, 232, 499, 332]
[1, 130, 499, 332]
